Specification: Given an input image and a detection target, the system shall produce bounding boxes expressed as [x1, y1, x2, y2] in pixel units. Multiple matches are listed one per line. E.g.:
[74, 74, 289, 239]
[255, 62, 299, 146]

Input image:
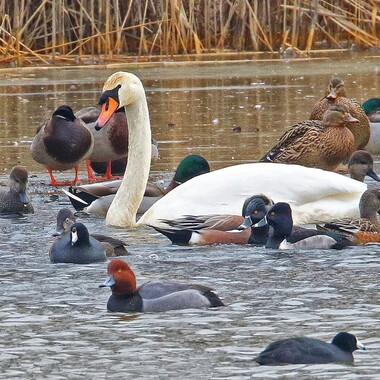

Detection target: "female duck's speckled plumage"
[54, 208, 128, 256]
[317, 188, 380, 244]
[263, 202, 353, 250]
[0, 166, 34, 214]
[99, 259, 224, 312]
[254, 332, 365, 365]
[30, 105, 94, 185]
[49, 222, 107, 264]
[260, 104, 358, 171]
[310, 77, 370, 149]
[151, 197, 269, 245]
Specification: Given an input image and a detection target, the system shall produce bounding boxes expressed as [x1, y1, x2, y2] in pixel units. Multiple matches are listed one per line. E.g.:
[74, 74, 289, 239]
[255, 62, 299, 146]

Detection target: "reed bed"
[0, 0, 379, 65]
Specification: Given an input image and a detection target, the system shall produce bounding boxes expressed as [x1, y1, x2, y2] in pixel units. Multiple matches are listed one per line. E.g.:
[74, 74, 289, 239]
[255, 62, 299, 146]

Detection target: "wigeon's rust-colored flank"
[310, 77, 370, 149]
[30, 105, 94, 186]
[260, 104, 358, 171]
[100, 259, 224, 312]
[317, 188, 380, 245]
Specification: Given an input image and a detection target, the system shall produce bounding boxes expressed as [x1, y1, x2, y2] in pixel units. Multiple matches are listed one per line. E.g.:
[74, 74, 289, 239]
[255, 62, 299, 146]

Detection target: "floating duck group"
[3, 71, 379, 365]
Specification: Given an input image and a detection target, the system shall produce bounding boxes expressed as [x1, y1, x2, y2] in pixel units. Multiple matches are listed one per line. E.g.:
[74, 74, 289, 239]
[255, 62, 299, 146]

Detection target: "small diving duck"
[30, 105, 94, 186]
[260, 104, 358, 171]
[316, 188, 380, 244]
[254, 332, 365, 365]
[64, 154, 210, 216]
[261, 202, 354, 249]
[362, 98, 380, 155]
[347, 150, 380, 182]
[54, 208, 128, 256]
[310, 77, 370, 150]
[49, 222, 107, 264]
[150, 197, 269, 245]
[0, 166, 34, 214]
[99, 259, 224, 312]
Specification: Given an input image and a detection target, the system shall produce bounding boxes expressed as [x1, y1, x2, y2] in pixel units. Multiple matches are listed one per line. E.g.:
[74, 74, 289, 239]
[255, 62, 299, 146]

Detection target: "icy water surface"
[0, 53, 380, 378]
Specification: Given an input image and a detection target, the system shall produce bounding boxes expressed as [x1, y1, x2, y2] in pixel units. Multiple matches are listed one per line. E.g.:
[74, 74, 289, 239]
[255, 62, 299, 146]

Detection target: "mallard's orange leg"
[86, 159, 122, 181]
[48, 167, 80, 186]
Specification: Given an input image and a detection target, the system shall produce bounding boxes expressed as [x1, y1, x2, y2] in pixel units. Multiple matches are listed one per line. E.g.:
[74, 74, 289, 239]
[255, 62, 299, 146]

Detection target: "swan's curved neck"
[106, 95, 151, 227]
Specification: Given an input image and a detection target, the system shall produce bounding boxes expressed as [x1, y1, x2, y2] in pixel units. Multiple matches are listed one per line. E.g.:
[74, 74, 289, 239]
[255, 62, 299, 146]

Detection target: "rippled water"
[1, 53, 380, 378]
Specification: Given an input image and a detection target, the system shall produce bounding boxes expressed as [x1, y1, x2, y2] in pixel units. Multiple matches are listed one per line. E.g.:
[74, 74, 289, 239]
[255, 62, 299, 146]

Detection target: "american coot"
[99, 259, 224, 312]
[54, 208, 128, 256]
[254, 332, 365, 365]
[0, 166, 34, 214]
[49, 222, 107, 264]
[150, 197, 269, 245]
[260, 104, 358, 171]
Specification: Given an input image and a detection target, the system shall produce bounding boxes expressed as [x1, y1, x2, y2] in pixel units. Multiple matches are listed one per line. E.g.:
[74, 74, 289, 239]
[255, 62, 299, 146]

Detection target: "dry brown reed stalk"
[0, 0, 378, 66]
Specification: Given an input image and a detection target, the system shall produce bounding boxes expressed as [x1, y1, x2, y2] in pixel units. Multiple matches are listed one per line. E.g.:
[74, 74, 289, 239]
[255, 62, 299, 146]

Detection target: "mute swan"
[95, 72, 367, 228]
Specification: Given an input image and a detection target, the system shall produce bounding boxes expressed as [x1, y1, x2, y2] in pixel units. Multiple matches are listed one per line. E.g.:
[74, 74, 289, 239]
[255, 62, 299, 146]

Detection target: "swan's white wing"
[138, 163, 366, 226]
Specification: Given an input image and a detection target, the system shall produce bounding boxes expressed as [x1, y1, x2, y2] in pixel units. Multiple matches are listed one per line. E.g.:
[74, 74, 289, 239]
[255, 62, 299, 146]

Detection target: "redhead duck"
[50, 222, 107, 264]
[347, 150, 380, 182]
[151, 197, 269, 245]
[260, 104, 358, 171]
[310, 77, 370, 150]
[75, 106, 159, 180]
[30, 105, 94, 186]
[262, 202, 353, 249]
[254, 332, 365, 365]
[63, 154, 210, 216]
[99, 259, 224, 312]
[0, 166, 34, 214]
[54, 208, 128, 256]
[317, 188, 380, 244]
[92, 72, 366, 227]
[362, 98, 380, 155]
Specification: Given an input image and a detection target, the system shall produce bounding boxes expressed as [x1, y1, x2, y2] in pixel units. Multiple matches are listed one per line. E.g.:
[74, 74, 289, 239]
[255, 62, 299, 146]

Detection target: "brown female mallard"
[260, 104, 358, 171]
[310, 77, 370, 149]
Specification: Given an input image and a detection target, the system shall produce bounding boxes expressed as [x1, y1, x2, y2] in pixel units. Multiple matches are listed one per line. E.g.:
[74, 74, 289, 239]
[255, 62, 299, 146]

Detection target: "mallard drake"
[254, 332, 365, 365]
[0, 166, 34, 214]
[63, 154, 210, 216]
[54, 208, 128, 256]
[49, 222, 107, 264]
[362, 98, 380, 155]
[310, 77, 370, 150]
[261, 202, 353, 249]
[260, 104, 358, 171]
[75, 106, 159, 181]
[99, 259, 224, 312]
[151, 197, 269, 245]
[92, 72, 367, 227]
[316, 188, 380, 244]
[30, 105, 94, 186]
[347, 150, 380, 182]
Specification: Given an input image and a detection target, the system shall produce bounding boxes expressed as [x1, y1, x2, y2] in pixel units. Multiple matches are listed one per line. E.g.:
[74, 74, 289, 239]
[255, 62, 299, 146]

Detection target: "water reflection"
[0, 54, 380, 378]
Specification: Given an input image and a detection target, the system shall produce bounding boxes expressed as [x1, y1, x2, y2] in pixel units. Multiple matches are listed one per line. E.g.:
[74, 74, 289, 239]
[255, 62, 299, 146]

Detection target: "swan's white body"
[101, 72, 367, 228]
[138, 163, 367, 226]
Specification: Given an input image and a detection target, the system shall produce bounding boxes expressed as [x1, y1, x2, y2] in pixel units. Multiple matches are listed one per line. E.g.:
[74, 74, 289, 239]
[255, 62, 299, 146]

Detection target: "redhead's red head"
[100, 259, 137, 295]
